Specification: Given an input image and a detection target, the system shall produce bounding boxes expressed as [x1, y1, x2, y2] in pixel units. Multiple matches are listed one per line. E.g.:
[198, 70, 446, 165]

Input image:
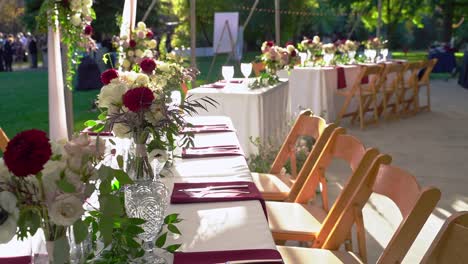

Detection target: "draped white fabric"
[47, 22, 68, 141]
[120, 0, 137, 37]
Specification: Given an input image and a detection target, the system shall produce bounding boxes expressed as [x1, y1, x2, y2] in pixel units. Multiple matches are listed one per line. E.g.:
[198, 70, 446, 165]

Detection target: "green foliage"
[249, 72, 280, 89]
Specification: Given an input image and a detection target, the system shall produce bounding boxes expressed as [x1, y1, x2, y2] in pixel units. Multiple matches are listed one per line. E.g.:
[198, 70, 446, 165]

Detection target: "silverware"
[178, 184, 249, 192]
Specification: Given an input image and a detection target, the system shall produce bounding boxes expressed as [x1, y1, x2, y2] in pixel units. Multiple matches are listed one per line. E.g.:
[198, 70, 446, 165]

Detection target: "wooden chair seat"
[251, 172, 295, 201]
[267, 201, 327, 240]
[277, 246, 363, 264]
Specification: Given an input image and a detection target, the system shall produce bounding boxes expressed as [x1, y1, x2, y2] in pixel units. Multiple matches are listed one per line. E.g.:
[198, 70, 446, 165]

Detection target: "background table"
[188, 81, 290, 156]
[429, 51, 457, 73]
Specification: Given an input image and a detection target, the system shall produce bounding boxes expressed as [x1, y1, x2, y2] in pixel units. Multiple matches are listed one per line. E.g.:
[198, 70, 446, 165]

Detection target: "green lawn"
[0, 50, 463, 138]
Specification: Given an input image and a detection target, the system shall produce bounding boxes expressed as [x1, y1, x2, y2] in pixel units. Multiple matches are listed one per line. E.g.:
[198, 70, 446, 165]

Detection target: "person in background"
[28, 34, 38, 68]
[0, 33, 4, 71]
[3, 34, 14, 71]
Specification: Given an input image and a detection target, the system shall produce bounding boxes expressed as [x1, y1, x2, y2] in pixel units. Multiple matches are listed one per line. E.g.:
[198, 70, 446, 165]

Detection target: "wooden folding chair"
[276, 161, 441, 264]
[266, 129, 381, 246]
[418, 58, 438, 112]
[421, 211, 468, 264]
[251, 110, 337, 201]
[399, 61, 421, 114]
[378, 63, 405, 119]
[336, 64, 385, 129]
[0, 128, 9, 153]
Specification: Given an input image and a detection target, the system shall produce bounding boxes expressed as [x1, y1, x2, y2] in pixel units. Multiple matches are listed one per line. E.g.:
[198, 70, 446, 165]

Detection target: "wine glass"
[240, 63, 252, 79]
[368, 49, 377, 63]
[222, 66, 234, 82]
[381, 48, 389, 61]
[323, 53, 334, 66]
[348, 51, 356, 64]
[299, 52, 307, 66]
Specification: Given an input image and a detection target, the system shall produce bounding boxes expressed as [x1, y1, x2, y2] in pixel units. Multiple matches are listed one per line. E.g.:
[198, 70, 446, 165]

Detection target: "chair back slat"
[420, 58, 438, 85]
[421, 211, 468, 264]
[0, 128, 9, 153]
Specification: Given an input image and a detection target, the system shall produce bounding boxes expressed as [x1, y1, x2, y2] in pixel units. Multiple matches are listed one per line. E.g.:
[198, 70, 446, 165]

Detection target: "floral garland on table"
[113, 22, 158, 71]
[38, 0, 97, 89]
[250, 41, 299, 89]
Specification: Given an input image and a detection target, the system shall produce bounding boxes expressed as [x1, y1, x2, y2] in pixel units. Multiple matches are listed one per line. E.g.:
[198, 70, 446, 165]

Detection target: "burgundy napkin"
[202, 82, 226, 89]
[171, 181, 267, 218]
[0, 256, 32, 264]
[361, 75, 369, 84]
[81, 128, 113, 136]
[219, 79, 244, 84]
[336, 66, 347, 89]
[181, 124, 233, 134]
[182, 145, 243, 159]
[173, 249, 283, 264]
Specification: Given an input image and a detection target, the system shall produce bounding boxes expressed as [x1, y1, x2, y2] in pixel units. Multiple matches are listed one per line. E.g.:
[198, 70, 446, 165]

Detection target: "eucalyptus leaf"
[155, 232, 167, 248]
[84, 120, 97, 127]
[164, 213, 180, 224]
[167, 224, 181, 235]
[99, 217, 114, 246]
[100, 195, 124, 217]
[73, 219, 89, 244]
[114, 169, 133, 185]
[117, 155, 124, 169]
[165, 244, 182, 253]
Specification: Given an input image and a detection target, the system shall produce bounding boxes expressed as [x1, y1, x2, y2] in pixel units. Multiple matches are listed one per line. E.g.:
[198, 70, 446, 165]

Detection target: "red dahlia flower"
[122, 87, 155, 112]
[100, 69, 119, 85]
[266, 41, 274, 47]
[129, 39, 137, 48]
[146, 30, 154, 39]
[140, 58, 156, 74]
[84, 25, 93, 35]
[3, 129, 52, 177]
[285, 41, 294, 46]
[290, 50, 297, 57]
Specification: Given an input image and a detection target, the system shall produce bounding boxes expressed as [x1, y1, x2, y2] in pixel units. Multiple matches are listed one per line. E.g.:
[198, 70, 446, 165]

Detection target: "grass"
[0, 50, 462, 138]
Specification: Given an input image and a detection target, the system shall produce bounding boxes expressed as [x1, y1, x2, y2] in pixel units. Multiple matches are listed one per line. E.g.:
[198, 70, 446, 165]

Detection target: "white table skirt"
[188, 80, 290, 156]
[0, 116, 277, 263]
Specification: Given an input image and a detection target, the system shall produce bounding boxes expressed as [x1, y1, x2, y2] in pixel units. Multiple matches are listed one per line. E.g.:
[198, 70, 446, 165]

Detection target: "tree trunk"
[442, 0, 454, 43]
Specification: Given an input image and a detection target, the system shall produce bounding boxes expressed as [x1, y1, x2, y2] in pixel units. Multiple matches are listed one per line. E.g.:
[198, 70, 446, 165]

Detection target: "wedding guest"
[0, 32, 4, 71]
[28, 35, 38, 68]
[3, 34, 14, 71]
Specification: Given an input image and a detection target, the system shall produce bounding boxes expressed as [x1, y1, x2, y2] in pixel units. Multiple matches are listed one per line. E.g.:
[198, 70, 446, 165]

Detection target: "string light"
[237, 5, 348, 17]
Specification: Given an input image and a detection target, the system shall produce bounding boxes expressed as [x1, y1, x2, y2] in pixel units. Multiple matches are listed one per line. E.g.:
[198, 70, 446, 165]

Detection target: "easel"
[207, 20, 239, 81]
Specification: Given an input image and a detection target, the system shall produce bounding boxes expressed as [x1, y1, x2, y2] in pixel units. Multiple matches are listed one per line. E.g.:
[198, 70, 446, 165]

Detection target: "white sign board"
[213, 12, 239, 54]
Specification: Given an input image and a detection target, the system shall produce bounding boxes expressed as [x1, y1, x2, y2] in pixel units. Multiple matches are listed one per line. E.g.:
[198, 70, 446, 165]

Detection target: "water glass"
[240, 63, 252, 79]
[222, 66, 234, 82]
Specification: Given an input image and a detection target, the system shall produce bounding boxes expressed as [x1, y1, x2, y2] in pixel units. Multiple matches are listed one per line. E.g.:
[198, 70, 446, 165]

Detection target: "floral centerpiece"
[0, 130, 106, 262]
[299, 36, 322, 63]
[113, 22, 157, 71]
[364, 37, 386, 50]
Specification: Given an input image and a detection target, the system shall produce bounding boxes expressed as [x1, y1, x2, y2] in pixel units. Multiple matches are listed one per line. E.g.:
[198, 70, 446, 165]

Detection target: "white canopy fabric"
[120, 0, 137, 38]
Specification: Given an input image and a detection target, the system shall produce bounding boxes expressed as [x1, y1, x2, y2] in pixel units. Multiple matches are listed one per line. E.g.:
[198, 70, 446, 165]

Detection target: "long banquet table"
[187, 80, 290, 156]
[0, 116, 277, 263]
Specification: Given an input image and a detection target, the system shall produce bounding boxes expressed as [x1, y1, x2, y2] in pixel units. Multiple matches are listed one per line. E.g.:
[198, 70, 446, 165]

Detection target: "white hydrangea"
[69, 0, 82, 12]
[97, 82, 127, 108]
[144, 104, 164, 126]
[0, 191, 19, 243]
[135, 49, 144, 58]
[157, 61, 171, 73]
[41, 160, 67, 197]
[70, 13, 82, 27]
[112, 123, 131, 138]
[122, 59, 131, 70]
[143, 50, 154, 58]
[135, 74, 150, 86]
[48, 194, 84, 226]
[148, 39, 157, 49]
[127, 50, 135, 57]
[82, 0, 93, 7]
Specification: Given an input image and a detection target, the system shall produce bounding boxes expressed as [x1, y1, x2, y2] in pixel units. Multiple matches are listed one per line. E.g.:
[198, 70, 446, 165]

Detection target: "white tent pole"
[275, 0, 280, 44]
[47, 7, 68, 141]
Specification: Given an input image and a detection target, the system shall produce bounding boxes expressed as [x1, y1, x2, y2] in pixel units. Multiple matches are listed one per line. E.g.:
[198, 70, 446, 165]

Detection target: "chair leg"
[319, 173, 329, 212]
[354, 205, 368, 263]
[372, 93, 379, 123]
[337, 95, 353, 125]
[427, 84, 431, 112]
[358, 96, 365, 129]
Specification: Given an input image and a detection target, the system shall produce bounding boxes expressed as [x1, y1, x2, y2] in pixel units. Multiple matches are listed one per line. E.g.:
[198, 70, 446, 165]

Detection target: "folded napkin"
[171, 181, 267, 218]
[182, 145, 243, 159]
[81, 127, 113, 136]
[336, 66, 347, 89]
[173, 249, 283, 264]
[219, 79, 244, 84]
[181, 124, 233, 134]
[0, 256, 32, 264]
[361, 75, 369, 84]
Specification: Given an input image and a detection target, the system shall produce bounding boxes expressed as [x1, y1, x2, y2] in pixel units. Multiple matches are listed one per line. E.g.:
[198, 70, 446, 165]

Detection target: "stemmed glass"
[348, 51, 356, 64]
[381, 48, 389, 61]
[323, 53, 334, 66]
[222, 66, 234, 82]
[240, 63, 252, 84]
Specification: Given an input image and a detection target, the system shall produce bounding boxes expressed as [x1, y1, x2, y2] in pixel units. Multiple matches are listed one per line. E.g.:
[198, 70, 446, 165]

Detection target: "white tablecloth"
[188, 80, 290, 156]
[0, 116, 277, 263]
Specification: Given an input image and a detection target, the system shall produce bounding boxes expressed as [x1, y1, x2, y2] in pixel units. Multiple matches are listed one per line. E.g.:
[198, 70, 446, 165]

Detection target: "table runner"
[0, 256, 32, 264]
[173, 249, 283, 264]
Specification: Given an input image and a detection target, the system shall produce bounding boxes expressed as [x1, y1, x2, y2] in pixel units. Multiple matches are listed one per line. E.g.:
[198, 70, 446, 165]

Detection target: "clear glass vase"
[124, 180, 169, 264]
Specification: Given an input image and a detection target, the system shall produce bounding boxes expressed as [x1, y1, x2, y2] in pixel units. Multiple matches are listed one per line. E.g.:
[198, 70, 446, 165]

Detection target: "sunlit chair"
[266, 129, 382, 251]
[276, 161, 441, 264]
[378, 63, 405, 119]
[251, 110, 337, 201]
[336, 64, 385, 129]
[417, 58, 438, 112]
[0, 128, 9, 153]
[421, 211, 468, 264]
[399, 61, 421, 114]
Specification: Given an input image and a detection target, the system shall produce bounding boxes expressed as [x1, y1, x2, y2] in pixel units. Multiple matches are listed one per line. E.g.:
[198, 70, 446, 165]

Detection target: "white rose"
[41, 160, 66, 196]
[127, 50, 134, 57]
[48, 194, 84, 226]
[0, 191, 19, 243]
[137, 22, 146, 30]
[70, 13, 82, 27]
[98, 82, 127, 108]
[143, 50, 153, 58]
[313, 35, 320, 44]
[287, 45, 295, 52]
[135, 74, 149, 86]
[112, 123, 131, 138]
[121, 35, 128, 41]
[122, 59, 131, 69]
[82, 7, 90, 16]
[82, 0, 92, 7]
[135, 49, 143, 58]
[70, 0, 81, 11]
[137, 30, 146, 39]
[148, 39, 157, 49]
[158, 62, 171, 72]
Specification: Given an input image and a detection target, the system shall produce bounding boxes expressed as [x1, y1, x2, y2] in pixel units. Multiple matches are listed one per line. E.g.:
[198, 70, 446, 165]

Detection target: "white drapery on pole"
[120, 0, 137, 37]
[47, 21, 68, 141]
